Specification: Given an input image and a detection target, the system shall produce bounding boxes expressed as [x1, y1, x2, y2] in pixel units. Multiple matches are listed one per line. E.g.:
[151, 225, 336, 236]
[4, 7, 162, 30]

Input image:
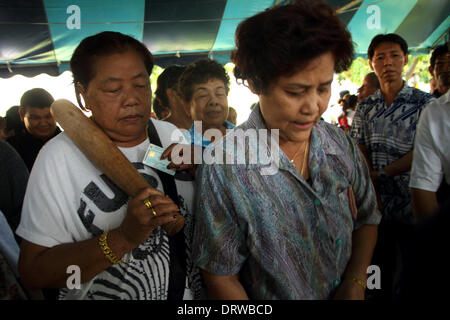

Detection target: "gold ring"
[143, 199, 152, 209]
[144, 199, 157, 216]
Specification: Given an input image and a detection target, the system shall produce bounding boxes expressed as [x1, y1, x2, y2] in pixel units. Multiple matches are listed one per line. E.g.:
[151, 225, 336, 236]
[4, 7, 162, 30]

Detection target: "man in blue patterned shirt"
[350, 33, 434, 300]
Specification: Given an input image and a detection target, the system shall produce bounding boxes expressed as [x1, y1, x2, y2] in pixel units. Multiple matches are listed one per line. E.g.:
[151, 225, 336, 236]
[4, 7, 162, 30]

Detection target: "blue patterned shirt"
[185, 121, 235, 147]
[350, 83, 434, 224]
[193, 106, 380, 300]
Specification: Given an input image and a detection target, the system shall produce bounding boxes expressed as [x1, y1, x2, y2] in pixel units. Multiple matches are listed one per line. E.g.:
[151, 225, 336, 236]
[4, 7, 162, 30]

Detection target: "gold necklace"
[300, 140, 309, 177]
[289, 141, 309, 176]
[289, 144, 304, 163]
[289, 141, 308, 163]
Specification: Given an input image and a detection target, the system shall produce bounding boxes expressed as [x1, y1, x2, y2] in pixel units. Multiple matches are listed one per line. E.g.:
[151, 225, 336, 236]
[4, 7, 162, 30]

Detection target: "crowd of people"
[1, 0, 448, 301]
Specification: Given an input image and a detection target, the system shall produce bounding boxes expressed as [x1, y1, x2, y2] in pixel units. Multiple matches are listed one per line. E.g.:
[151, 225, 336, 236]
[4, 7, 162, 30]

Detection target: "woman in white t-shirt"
[16, 31, 204, 300]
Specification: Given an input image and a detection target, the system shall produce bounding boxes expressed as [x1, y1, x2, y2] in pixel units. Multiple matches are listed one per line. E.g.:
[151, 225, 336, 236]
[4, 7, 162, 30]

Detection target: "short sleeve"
[410, 94, 435, 142]
[192, 163, 248, 276]
[409, 106, 443, 192]
[16, 140, 77, 248]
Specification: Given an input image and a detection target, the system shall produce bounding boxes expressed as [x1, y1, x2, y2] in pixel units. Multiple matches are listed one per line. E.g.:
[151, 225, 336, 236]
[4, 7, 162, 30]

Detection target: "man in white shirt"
[410, 90, 450, 219]
[428, 42, 449, 98]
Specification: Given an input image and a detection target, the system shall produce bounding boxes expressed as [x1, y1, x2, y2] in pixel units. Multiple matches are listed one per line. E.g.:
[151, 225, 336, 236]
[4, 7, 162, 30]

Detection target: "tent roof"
[0, 0, 448, 78]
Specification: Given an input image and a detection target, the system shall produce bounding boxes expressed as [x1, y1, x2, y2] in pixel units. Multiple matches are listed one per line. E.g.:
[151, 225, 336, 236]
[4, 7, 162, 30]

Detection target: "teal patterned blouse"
[192, 106, 381, 299]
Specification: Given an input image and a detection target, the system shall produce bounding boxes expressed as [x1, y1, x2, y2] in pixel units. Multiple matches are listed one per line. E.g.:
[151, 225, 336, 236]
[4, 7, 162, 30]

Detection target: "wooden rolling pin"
[50, 99, 185, 236]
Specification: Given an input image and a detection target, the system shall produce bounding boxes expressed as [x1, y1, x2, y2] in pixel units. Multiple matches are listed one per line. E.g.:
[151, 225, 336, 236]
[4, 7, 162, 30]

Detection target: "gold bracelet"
[99, 231, 122, 265]
[351, 277, 367, 290]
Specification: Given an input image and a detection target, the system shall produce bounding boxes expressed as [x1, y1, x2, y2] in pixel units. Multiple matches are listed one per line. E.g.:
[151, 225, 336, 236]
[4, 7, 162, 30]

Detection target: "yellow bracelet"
[351, 277, 367, 290]
[99, 231, 122, 265]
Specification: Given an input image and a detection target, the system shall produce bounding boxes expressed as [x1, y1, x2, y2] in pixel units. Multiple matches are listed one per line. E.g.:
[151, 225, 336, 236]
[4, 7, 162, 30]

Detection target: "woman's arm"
[19, 188, 179, 289]
[333, 133, 380, 299]
[19, 229, 130, 289]
[333, 225, 378, 300]
[201, 270, 249, 300]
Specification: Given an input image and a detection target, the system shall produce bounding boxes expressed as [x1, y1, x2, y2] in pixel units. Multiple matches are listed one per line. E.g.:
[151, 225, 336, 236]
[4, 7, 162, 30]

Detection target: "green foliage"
[336, 54, 432, 86]
[405, 54, 432, 84]
[224, 62, 235, 75]
[337, 57, 370, 86]
[150, 65, 164, 101]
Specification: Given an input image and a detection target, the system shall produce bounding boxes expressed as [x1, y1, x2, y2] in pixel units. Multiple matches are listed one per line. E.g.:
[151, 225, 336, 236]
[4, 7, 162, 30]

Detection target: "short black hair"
[339, 90, 350, 99]
[5, 105, 25, 134]
[430, 42, 449, 68]
[178, 58, 230, 102]
[368, 33, 408, 60]
[155, 65, 186, 110]
[20, 88, 54, 110]
[70, 31, 154, 110]
[346, 94, 358, 110]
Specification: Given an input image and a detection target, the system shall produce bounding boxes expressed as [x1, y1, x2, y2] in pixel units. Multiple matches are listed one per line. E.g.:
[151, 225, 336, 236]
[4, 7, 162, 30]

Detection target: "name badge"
[143, 143, 176, 176]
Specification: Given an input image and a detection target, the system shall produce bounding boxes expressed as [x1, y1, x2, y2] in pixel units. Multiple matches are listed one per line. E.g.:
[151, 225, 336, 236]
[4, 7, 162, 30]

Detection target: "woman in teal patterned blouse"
[192, 0, 381, 300]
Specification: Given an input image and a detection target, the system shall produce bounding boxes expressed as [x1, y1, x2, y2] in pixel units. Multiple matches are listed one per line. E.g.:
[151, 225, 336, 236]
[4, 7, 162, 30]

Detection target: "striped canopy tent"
[0, 0, 448, 78]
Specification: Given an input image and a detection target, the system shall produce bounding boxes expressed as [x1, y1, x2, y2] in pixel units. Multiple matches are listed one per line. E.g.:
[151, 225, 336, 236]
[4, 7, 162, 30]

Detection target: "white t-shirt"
[410, 91, 450, 192]
[17, 119, 203, 300]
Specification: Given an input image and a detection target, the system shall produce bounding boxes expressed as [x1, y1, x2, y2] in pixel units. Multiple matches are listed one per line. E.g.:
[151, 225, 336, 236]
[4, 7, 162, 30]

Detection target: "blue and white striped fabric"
[350, 83, 434, 224]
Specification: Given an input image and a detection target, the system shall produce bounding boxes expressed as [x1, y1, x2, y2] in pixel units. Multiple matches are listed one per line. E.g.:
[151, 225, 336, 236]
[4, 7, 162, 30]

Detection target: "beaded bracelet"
[99, 231, 122, 265]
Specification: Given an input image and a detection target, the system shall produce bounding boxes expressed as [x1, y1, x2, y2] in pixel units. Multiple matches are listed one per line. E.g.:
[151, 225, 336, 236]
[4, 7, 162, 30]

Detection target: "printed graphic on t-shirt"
[66, 162, 171, 300]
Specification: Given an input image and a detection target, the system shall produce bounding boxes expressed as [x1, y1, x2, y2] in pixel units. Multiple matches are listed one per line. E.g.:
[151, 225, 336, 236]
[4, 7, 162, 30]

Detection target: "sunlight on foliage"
[150, 65, 165, 102]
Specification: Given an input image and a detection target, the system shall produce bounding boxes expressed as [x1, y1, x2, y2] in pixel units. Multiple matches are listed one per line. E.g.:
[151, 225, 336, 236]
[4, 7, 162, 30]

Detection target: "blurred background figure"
[335, 91, 350, 127]
[345, 94, 358, 126]
[227, 106, 237, 125]
[338, 94, 358, 132]
[428, 42, 449, 98]
[179, 58, 234, 147]
[6, 88, 61, 171]
[338, 90, 349, 104]
[350, 33, 434, 301]
[153, 99, 169, 120]
[4, 106, 25, 138]
[154, 65, 192, 130]
[0, 140, 29, 242]
[357, 72, 380, 102]
[1, 209, 28, 299]
[0, 117, 7, 140]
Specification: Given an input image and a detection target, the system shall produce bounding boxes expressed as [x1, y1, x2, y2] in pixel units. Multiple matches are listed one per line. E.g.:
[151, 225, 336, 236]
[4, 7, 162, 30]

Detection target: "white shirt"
[16, 119, 201, 300]
[410, 90, 450, 192]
